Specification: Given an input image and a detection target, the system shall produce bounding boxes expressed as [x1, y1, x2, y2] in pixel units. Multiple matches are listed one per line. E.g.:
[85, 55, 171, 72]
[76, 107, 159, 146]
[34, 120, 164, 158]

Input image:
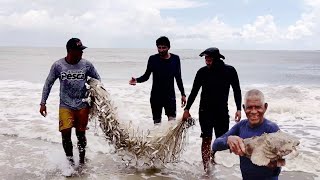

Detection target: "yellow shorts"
[59, 107, 89, 132]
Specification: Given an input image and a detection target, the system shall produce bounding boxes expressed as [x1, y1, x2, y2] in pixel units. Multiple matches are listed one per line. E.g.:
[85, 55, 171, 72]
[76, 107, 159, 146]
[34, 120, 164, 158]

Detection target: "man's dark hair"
[156, 36, 170, 49]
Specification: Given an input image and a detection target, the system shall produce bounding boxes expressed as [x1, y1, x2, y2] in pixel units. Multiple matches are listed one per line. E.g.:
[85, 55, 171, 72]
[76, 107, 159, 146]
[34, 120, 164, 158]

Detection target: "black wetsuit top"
[136, 53, 185, 101]
[185, 59, 241, 113]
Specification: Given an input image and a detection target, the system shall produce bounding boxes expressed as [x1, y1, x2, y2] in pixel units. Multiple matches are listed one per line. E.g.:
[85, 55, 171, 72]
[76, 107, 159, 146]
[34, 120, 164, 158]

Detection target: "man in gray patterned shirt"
[39, 38, 101, 166]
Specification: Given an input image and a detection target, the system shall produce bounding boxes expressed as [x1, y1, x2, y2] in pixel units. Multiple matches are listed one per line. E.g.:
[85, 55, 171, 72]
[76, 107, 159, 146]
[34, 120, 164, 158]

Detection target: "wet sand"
[0, 135, 317, 180]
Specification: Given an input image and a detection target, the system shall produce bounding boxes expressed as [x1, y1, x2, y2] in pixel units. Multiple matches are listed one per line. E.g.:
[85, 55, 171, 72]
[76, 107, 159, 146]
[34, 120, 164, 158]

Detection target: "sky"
[0, 0, 319, 50]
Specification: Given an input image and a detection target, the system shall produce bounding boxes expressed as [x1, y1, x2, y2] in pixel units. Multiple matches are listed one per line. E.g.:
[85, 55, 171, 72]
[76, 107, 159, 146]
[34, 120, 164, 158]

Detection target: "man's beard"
[74, 56, 82, 63]
[159, 50, 168, 57]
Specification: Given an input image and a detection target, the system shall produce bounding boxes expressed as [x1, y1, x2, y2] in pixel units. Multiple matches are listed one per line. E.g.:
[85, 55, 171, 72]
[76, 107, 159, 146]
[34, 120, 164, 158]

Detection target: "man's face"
[243, 96, 267, 127]
[69, 49, 83, 63]
[205, 55, 213, 68]
[157, 45, 169, 57]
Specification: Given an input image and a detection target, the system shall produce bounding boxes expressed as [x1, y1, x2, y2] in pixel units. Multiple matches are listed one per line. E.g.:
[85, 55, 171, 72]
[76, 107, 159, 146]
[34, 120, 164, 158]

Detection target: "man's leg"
[59, 108, 75, 165]
[76, 130, 87, 164]
[164, 98, 176, 121]
[213, 120, 229, 138]
[150, 99, 162, 124]
[61, 128, 74, 165]
[211, 116, 230, 164]
[198, 109, 214, 172]
[75, 108, 89, 164]
[202, 137, 212, 172]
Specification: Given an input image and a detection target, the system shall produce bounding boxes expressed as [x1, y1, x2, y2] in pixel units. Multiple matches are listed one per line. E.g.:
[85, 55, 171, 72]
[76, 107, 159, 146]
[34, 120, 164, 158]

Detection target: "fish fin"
[251, 146, 271, 166]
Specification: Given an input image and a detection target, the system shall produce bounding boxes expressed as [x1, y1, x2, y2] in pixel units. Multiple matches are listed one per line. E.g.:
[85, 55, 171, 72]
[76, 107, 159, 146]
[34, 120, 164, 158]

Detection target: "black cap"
[66, 38, 87, 50]
[199, 47, 225, 60]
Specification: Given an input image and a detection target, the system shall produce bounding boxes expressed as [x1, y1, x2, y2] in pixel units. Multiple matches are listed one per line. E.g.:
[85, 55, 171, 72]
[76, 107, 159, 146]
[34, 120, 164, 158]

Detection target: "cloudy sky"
[0, 0, 319, 49]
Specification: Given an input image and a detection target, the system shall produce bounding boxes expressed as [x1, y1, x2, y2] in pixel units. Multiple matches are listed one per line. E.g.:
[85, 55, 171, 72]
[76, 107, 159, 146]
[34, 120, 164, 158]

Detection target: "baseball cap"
[199, 47, 225, 60]
[66, 38, 87, 50]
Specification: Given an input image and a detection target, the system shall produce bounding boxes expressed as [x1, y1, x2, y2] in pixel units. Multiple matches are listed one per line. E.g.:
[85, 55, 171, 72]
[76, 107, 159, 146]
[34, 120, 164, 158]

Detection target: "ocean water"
[0, 47, 319, 179]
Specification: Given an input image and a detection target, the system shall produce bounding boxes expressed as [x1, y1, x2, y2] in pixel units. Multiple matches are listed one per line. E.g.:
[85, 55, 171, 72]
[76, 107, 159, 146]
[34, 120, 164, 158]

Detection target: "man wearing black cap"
[39, 38, 101, 166]
[129, 36, 186, 124]
[182, 47, 242, 173]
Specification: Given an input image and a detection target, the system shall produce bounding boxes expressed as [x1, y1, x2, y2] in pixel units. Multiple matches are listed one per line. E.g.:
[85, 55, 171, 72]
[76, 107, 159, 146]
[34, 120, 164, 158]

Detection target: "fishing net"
[83, 78, 195, 166]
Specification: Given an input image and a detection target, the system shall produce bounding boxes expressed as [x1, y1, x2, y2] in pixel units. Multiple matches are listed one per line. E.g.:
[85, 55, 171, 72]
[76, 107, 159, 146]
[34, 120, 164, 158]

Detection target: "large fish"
[243, 130, 300, 166]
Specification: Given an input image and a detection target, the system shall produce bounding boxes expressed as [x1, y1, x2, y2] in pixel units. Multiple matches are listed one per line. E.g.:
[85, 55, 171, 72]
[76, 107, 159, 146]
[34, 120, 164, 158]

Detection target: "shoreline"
[0, 135, 318, 179]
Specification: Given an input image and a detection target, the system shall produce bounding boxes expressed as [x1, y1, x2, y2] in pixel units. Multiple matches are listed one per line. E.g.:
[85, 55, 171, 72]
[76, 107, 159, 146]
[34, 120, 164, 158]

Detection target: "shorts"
[198, 109, 230, 138]
[59, 107, 89, 132]
[150, 97, 176, 123]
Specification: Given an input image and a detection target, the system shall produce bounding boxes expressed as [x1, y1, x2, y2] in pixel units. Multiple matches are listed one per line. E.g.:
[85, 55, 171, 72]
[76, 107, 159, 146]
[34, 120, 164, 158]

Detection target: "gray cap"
[199, 47, 225, 59]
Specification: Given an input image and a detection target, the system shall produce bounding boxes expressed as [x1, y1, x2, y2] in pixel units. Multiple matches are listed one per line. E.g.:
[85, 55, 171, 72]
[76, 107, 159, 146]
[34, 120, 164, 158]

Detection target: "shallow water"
[0, 48, 319, 179]
[1, 135, 317, 180]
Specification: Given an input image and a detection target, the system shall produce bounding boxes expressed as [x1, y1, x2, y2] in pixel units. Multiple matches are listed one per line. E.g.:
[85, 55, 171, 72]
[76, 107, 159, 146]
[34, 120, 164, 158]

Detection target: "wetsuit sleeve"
[230, 67, 242, 111]
[212, 123, 240, 151]
[87, 61, 101, 81]
[184, 70, 202, 110]
[175, 57, 186, 96]
[40, 63, 59, 105]
[136, 57, 152, 83]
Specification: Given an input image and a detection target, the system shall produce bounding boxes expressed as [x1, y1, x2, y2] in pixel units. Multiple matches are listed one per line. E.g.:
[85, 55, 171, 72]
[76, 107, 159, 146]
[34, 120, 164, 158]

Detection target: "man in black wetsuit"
[129, 36, 186, 124]
[182, 47, 242, 172]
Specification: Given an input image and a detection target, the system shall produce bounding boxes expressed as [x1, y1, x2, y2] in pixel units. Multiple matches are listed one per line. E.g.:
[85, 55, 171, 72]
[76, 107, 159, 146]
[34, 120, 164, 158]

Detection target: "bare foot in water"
[200, 165, 213, 179]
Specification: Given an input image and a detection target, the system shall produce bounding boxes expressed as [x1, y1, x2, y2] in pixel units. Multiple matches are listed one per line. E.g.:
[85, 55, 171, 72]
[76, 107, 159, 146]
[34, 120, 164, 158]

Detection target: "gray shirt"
[40, 58, 100, 110]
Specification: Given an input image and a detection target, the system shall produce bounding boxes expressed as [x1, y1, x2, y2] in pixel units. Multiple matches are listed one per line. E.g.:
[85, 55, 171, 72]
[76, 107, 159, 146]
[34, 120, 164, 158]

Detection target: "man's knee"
[202, 137, 212, 142]
[164, 103, 176, 119]
[200, 128, 213, 138]
[76, 131, 86, 140]
[214, 122, 229, 138]
[61, 128, 72, 138]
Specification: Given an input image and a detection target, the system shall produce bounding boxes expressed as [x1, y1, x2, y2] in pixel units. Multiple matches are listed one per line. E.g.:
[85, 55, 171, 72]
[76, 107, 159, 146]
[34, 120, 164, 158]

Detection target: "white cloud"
[0, 0, 319, 49]
[240, 15, 279, 43]
[181, 0, 320, 49]
[242, 0, 250, 4]
[138, 0, 205, 9]
[0, 0, 203, 39]
[285, 0, 320, 40]
[172, 17, 233, 39]
[286, 17, 314, 40]
[304, 0, 320, 7]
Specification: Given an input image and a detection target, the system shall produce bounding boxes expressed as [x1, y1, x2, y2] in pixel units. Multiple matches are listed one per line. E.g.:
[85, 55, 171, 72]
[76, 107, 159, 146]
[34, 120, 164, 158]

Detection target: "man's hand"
[267, 159, 286, 169]
[39, 104, 47, 117]
[129, 77, 137, 85]
[235, 110, 241, 122]
[182, 109, 191, 121]
[181, 95, 186, 108]
[227, 135, 245, 156]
